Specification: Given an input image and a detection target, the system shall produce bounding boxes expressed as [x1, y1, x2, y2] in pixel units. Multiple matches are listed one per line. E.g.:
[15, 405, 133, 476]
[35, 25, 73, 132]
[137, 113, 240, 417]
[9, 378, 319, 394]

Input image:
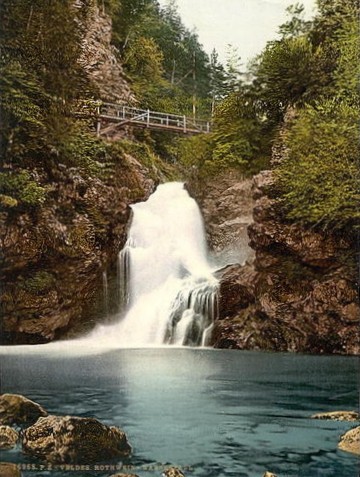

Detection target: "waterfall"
[102, 271, 109, 317]
[93, 182, 218, 347]
[117, 239, 131, 309]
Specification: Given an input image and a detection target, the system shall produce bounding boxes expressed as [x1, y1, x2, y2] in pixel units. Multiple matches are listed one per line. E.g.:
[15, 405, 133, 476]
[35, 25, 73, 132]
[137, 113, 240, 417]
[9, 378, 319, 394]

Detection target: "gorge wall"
[0, 151, 156, 344]
[0, 5, 160, 344]
[194, 128, 359, 355]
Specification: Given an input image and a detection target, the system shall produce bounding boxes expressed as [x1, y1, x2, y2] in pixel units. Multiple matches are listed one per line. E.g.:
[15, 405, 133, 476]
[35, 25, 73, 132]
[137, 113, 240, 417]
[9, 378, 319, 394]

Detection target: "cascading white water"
[102, 270, 109, 316]
[93, 182, 218, 347]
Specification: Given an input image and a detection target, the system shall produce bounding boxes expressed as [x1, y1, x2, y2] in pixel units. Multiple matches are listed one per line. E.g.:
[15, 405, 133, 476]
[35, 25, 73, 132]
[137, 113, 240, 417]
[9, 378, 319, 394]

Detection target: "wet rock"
[22, 415, 131, 463]
[0, 463, 21, 477]
[216, 263, 257, 318]
[187, 171, 255, 265]
[252, 170, 275, 199]
[0, 394, 47, 427]
[312, 411, 359, 422]
[162, 468, 186, 477]
[338, 426, 360, 455]
[263, 472, 278, 477]
[0, 426, 19, 449]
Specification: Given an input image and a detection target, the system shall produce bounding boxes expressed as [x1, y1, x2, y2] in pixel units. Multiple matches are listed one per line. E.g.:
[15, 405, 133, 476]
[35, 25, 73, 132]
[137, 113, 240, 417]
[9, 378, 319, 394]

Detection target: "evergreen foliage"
[0, 170, 47, 207]
[274, 0, 360, 230]
[276, 100, 359, 229]
[0, 0, 358, 233]
[0, 0, 93, 169]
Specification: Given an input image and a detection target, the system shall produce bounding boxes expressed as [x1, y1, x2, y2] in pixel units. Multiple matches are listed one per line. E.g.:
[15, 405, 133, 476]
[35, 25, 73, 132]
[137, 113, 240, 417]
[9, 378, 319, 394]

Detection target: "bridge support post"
[147, 109, 150, 127]
[183, 115, 186, 133]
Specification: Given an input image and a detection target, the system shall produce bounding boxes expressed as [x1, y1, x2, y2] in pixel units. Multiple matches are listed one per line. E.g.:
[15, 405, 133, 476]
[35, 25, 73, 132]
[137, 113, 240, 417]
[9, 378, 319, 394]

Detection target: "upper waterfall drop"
[94, 182, 218, 347]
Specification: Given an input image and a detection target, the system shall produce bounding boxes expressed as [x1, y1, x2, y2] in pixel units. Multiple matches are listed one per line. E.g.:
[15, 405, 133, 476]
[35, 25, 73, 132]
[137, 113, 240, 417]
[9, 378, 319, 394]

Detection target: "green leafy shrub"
[118, 139, 178, 181]
[58, 128, 115, 178]
[276, 99, 360, 230]
[0, 170, 47, 207]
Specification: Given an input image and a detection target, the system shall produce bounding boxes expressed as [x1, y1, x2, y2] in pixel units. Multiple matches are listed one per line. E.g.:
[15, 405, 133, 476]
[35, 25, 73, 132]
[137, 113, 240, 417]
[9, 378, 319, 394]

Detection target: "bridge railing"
[100, 103, 210, 134]
[75, 101, 211, 134]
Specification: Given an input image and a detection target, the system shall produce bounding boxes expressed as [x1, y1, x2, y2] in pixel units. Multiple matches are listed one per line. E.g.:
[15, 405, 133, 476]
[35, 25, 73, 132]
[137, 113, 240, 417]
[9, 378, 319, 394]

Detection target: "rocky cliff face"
[0, 5, 158, 344]
[79, 1, 134, 103]
[0, 153, 155, 344]
[187, 170, 255, 268]
[206, 133, 359, 354]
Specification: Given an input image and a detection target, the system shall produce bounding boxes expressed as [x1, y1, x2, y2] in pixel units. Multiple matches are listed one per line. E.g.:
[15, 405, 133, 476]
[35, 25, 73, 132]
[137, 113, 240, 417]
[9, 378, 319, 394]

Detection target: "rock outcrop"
[187, 170, 255, 266]
[0, 394, 47, 427]
[22, 415, 131, 463]
[79, 1, 134, 104]
[338, 426, 360, 455]
[0, 426, 19, 449]
[0, 153, 155, 344]
[0, 463, 21, 477]
[311, 411, 359, 422]
[209, 115, 359, 354]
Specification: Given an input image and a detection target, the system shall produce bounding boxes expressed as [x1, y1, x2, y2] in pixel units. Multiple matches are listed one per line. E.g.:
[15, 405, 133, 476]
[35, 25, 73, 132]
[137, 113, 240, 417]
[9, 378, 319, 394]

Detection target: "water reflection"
[0, 349, 358, 477]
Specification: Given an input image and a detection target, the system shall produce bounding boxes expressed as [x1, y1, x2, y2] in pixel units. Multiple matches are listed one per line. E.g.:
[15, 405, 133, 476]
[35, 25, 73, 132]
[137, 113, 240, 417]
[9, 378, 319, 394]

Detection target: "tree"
[253, 36, 314, 120]
[209, 49, 227, 113]
[0, 0, 93, 169]
[278, 3, 312, 38]
[276, 100, 360, 230]
[224, 45, 243, 93]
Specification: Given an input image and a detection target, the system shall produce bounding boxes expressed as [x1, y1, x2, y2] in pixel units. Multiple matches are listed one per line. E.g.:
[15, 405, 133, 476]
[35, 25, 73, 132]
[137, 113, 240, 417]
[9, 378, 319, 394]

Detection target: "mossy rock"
[21, 272, 55, 295]
[338, 426, 360, 455]
[0, 462, 21, 477]
[22, 415, 131, 463]
[0, 394, 48, 427]
[0, 426, 19, 449]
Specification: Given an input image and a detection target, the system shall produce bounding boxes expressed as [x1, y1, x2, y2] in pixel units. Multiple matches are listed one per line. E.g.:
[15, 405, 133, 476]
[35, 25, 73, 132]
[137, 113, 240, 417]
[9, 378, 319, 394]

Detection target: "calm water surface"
[0, 348, 358, 477]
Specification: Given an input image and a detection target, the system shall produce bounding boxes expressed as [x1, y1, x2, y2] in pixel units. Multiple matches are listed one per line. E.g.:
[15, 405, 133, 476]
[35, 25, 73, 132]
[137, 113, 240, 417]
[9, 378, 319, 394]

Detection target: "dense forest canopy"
[0, 0, 359, 231]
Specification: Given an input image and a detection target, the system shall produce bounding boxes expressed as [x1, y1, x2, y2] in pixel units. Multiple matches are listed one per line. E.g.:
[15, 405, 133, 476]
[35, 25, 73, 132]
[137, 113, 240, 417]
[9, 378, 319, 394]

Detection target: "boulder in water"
[162, 468, 186, 477]
[338, 426, 360, 455]
[263, 473, 278, 477]
[0, 394, 47, 427]
[22, 415, 131, 463]
[311, 411, 359, 422]
[0, 463, 21, 477]
[0, 425, 19, 449]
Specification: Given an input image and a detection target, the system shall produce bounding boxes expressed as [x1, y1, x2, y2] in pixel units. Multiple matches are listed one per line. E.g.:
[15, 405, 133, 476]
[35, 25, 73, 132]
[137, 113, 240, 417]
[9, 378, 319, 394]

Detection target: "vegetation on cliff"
[177, 0, 359, 231]
[0, 0, 173, 343]
[274, 1, 359, 231]
[0, 0, 172, 212]
[1, 0, 357, 225]
[1, 0, 358, 345]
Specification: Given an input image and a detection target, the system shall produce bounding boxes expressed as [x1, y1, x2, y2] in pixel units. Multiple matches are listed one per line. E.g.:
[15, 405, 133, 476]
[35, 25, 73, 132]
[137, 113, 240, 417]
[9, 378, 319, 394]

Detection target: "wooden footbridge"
[78, 102, 211, 135]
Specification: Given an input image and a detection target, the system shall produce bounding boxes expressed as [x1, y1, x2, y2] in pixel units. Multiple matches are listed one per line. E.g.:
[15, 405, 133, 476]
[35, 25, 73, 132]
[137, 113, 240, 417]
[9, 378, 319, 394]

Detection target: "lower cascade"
[94, 182, 219, 347]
